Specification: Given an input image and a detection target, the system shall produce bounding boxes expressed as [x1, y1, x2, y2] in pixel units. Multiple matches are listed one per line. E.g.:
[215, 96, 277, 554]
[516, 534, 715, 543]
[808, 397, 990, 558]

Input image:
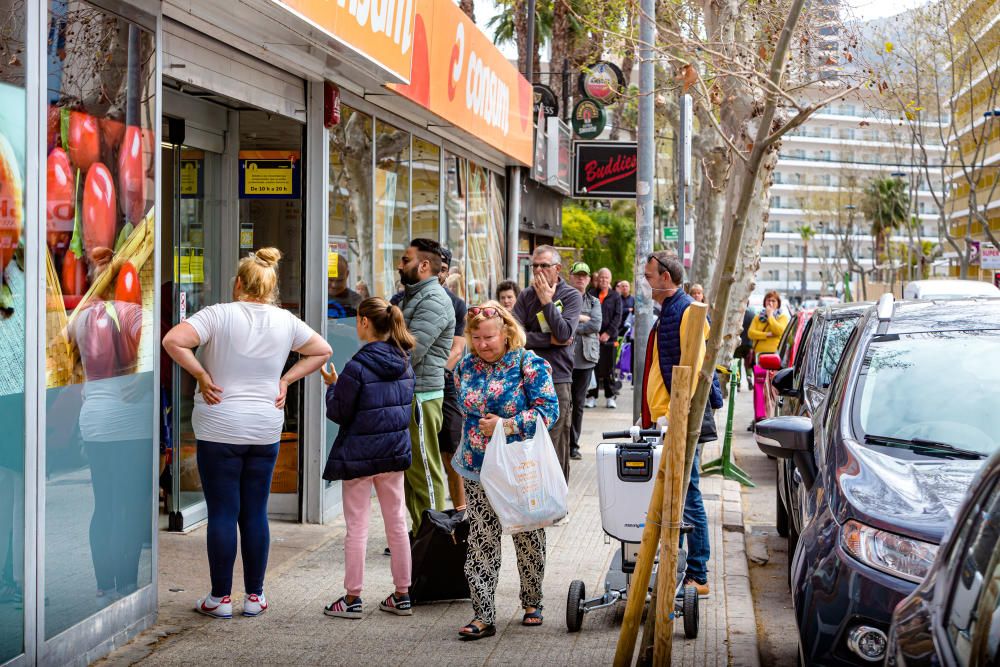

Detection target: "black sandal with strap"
[522, 608, 544, 626]
[459, 621, 497, 640]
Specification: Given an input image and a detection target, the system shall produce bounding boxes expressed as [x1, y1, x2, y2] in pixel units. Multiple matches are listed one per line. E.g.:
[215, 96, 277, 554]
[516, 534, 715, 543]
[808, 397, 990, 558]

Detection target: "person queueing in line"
[321, 298, 417, 620]
[395, 239, 456, 534]
[451, 302, 559, 639]
[568, 262, 602, 460]
[585, 267, 623, 409]
[512, 246, 581, 486]
[640, 251, 723, 597]
[496, 280, 520, 311]
[162, 248, 331, 619]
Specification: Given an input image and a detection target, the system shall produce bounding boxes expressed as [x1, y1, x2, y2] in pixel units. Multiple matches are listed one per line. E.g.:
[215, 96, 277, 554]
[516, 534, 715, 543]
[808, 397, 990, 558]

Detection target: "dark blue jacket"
[322, 341, 415, 481]
[656, 290, 724, 411]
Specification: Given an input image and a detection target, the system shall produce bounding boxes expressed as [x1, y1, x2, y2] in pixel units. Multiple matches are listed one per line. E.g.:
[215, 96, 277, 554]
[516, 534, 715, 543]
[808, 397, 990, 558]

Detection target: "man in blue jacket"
[641, 251, 723, 596]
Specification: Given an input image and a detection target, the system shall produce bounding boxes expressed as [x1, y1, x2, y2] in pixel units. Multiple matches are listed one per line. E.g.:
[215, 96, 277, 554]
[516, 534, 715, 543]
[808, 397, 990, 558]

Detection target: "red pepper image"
[47, 148, 75, 240]
[68, 111, 100, 174]
[117, 126, 147, 224]
[115, 261, 141, 305]
[82, 163, 117, 260]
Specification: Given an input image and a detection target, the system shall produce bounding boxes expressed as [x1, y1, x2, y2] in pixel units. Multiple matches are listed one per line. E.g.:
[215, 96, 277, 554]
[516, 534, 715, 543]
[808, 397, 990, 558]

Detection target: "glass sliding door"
[161, 138, 224, 530]
[0, 0, 28, 660]
[43, 1, 156, 638]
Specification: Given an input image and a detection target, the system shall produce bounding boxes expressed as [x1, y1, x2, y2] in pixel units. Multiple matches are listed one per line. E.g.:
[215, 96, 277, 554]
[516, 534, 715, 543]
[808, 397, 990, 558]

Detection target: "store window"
[373, 120, 410, 300]
[411, 137, 440, 241]
[0, 0, 27, 659]
[44, 3, 156, 637]
[327, 103, 372, 457]
[466, 162, 490, 305]
[444, 152, 467, 300]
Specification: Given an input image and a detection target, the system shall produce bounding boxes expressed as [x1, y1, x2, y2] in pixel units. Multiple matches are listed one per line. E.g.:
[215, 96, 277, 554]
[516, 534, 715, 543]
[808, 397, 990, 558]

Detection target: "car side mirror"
[755, 416, 813, 459]
[758, 353, 782, 371]
[773, 368, 799, 398]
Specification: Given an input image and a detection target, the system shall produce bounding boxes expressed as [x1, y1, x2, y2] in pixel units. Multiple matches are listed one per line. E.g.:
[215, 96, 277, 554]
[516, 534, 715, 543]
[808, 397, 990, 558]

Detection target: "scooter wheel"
[683, 585, 699, 639]
[567, 580, 586, 632]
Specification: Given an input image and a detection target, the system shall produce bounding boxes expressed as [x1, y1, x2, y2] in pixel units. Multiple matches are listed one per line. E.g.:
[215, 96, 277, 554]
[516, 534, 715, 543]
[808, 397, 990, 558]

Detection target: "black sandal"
[522, 608, 544, 626]
[459, 621, 497, 640]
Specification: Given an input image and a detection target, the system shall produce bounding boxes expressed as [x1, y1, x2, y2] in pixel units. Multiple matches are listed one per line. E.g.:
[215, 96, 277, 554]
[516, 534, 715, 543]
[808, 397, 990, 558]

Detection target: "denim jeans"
[682, 448, 710, 584]
[196, 440, 279, 597]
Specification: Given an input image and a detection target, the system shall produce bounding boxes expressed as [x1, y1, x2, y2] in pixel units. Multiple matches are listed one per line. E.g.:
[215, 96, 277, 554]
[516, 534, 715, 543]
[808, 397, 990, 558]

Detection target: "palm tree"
[797, 224, 816, 301]
[487, 0, 553, 80]
[861, 177, 909, 278]
[459, 0, 475, 21]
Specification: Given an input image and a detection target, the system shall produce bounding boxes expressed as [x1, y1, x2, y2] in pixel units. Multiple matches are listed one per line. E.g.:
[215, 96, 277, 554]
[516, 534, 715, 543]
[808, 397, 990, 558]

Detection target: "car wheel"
[776, 480, 789, 538]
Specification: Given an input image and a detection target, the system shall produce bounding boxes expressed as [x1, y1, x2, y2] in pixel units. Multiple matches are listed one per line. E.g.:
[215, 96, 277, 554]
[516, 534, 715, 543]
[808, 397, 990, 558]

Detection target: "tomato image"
[118, 126, 147, 224]
[82, 162, 117, 259]
[115, 261, 141, 305]
[0, 132, 24, 281]
[47, 148, 75, 238]
[68, 111, 100, 173]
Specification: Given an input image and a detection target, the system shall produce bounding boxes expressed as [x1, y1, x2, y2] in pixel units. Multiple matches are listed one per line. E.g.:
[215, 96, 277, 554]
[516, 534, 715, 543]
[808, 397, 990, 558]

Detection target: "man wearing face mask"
[395, 238, 456, 533]
[512, 245, 582, 485]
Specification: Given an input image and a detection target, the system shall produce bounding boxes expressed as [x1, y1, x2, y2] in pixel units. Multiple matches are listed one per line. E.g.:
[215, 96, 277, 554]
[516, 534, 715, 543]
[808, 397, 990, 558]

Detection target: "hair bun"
[254, 247, 282, 268]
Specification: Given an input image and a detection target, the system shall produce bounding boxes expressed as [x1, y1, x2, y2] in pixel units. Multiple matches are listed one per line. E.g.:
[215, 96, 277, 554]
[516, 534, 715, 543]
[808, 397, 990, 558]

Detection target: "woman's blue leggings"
[196, 441, 279, 597]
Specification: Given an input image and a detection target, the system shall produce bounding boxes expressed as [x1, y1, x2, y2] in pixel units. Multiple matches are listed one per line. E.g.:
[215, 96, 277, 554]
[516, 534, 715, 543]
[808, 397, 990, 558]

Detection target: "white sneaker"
[584, 398, 596, 409]
[606, 398, 617, 409]
[243, 593, 268, 617]
[195, 594, 232, 619]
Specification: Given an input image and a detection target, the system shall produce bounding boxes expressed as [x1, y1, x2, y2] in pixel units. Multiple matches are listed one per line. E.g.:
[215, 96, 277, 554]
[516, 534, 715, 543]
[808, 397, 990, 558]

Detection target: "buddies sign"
[573, 141, 637, 198]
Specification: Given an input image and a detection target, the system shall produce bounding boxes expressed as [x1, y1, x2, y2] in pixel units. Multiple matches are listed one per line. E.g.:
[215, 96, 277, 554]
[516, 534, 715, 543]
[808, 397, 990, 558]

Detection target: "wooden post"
[613, 302, 707, 666]
[654, 366, 693, 665]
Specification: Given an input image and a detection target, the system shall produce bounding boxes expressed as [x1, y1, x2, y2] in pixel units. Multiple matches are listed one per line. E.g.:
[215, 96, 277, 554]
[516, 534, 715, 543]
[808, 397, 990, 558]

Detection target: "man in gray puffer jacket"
[396, 238, 456, 533]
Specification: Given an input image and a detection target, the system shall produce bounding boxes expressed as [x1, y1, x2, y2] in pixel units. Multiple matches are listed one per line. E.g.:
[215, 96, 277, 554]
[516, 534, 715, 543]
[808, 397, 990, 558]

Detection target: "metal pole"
[524, 0, 536, 83]
[677, 94, 691, 269]
[633, 0, 655, 422]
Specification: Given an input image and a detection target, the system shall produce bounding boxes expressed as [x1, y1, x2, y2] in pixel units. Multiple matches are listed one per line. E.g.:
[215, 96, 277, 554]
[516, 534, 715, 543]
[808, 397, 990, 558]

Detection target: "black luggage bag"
[409, 508, 470, 604]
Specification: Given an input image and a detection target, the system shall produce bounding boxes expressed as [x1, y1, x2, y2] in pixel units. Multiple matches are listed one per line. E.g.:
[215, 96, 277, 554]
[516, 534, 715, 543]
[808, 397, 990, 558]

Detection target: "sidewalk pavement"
[99, 387, 758, 666]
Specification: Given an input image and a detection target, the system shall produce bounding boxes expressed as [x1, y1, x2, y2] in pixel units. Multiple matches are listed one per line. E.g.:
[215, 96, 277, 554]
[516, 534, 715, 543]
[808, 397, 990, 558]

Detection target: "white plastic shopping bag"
[480, 414, 569, 534]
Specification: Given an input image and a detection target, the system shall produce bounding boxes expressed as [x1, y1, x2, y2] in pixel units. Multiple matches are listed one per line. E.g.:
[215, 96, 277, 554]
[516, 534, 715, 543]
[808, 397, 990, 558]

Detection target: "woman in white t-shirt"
[162, 247, 331, 619]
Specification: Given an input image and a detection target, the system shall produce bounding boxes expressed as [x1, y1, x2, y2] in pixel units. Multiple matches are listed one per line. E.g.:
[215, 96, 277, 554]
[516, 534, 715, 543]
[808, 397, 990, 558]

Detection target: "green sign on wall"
[663, 226, 679, 241]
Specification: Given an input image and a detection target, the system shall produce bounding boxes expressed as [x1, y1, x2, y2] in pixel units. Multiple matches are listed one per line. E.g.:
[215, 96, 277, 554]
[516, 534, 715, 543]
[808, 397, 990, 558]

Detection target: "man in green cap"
[568, 261, 602, 459]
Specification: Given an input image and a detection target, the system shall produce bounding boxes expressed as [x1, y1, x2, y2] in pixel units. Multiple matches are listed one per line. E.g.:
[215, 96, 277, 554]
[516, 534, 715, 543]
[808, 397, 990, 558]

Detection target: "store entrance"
[160, 87, 306, 530]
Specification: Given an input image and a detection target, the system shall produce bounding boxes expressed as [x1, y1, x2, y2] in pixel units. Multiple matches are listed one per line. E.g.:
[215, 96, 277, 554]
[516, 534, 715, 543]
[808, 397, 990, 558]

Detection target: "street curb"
[722, 479, 761, 667]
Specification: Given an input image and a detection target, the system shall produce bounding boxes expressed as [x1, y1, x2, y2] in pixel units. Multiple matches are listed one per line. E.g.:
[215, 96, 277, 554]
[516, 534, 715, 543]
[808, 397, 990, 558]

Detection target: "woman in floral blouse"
[451, 300, 559, 639]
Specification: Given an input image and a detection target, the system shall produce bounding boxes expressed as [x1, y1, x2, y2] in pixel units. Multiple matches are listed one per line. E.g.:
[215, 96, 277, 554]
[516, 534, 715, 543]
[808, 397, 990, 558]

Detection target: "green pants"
[404, 397, 446, 533]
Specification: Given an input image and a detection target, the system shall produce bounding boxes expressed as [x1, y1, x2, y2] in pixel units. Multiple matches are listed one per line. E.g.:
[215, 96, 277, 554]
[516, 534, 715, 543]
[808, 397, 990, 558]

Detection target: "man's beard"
[399, 266, 420, 285]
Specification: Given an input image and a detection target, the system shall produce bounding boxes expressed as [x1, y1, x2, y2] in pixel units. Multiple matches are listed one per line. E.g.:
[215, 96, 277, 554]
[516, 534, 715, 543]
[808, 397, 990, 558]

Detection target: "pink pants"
[341, 471, 411, 597]
[752, 364, 768, 421]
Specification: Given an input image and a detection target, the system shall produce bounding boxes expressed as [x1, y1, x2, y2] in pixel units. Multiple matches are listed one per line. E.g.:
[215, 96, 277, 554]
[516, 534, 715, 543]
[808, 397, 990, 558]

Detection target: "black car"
[755, 295, 1000, 665]
[767, 303, 871, 559]
[886, 448, 1000, 667]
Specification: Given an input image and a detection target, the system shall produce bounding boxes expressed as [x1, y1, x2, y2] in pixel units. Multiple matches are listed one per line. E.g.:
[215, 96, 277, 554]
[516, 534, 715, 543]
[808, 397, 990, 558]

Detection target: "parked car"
[755, 295, 1000, 665]
[902, 279, 1000, 300]
[886, 449, 1000, 667]
[758, 303, 871, 556]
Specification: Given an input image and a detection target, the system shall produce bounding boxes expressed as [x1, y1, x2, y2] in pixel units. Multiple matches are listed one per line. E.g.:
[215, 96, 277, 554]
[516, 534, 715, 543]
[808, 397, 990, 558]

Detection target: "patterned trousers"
[463, 479, 546, 625]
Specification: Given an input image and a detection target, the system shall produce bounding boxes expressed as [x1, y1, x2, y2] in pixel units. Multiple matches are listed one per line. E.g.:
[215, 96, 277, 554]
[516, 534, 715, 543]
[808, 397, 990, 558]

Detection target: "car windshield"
[818, 316, 861, 387]
[854, 330, 1000, 456]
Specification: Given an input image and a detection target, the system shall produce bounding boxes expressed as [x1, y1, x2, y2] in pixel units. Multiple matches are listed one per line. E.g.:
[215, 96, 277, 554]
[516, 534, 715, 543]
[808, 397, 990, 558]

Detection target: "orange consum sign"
[390, 0, 533, 165]
[270, 0, 417, 83]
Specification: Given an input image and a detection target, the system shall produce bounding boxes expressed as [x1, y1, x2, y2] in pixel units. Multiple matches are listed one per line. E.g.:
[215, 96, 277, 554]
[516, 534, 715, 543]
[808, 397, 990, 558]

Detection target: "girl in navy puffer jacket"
[320, 297, 416, 620]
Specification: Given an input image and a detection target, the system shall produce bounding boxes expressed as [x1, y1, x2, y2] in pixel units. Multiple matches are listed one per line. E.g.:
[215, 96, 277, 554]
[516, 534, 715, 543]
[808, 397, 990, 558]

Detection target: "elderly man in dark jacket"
[513, 245, 581, 484]
[586, 267, 623, 409]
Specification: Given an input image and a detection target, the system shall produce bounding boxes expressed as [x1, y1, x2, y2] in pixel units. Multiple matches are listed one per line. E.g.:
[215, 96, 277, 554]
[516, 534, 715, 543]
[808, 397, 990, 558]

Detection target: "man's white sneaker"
[606, 398, 617, 409]
[584, 398, 596, 409]
[243, 593, 268, 617]
[195, 595, 232, 619]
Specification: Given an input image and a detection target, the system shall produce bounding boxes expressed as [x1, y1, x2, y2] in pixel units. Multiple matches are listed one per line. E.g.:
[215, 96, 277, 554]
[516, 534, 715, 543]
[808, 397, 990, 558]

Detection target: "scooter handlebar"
[602, 427, 663, 439]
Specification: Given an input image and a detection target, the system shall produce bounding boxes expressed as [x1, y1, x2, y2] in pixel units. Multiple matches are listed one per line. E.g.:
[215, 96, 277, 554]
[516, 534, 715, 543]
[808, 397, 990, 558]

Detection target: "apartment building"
[944, 0, 1000, 282]
[758, 86, 946, 300]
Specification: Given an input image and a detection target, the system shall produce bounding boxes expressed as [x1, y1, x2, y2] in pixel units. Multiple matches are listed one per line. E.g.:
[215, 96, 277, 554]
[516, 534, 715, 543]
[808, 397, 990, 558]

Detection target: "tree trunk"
[550, 0, 572, 106]
[800, 239, 808, 301]
[689, 146, 728, 288]
[514, 0, 528, 76]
